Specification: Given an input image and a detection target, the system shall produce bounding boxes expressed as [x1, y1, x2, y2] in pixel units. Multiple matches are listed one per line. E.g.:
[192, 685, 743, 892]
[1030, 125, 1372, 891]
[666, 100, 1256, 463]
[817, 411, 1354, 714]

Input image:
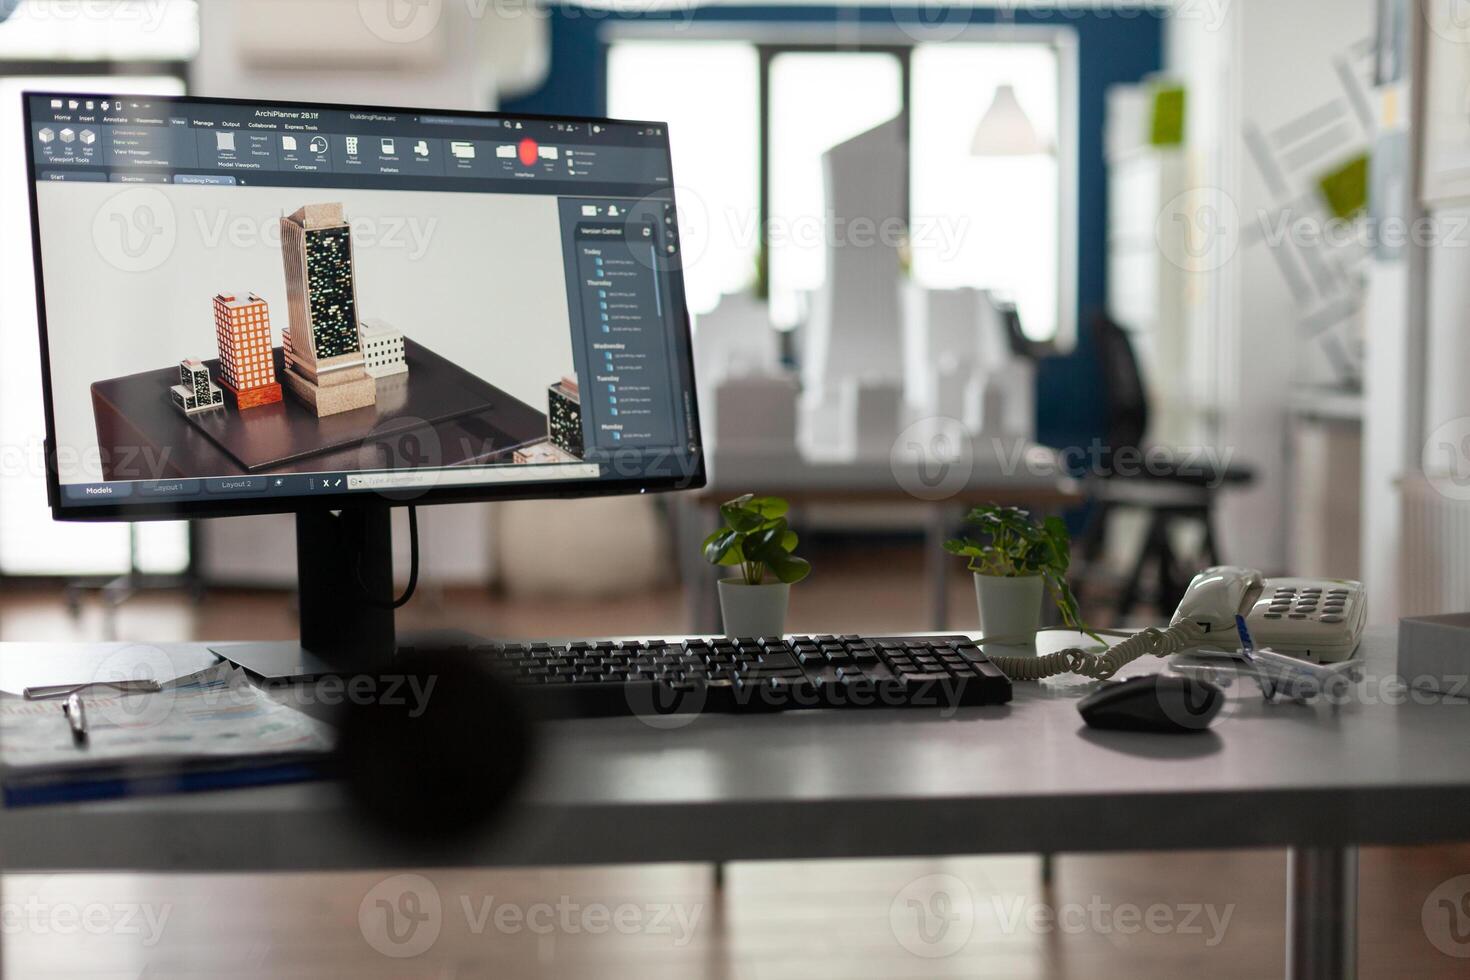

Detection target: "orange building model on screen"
[213, 292, 283, 410]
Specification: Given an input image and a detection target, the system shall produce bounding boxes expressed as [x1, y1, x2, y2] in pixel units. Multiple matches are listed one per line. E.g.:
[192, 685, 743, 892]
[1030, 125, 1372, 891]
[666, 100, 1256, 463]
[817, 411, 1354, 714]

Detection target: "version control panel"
[558, 197, 692, 460]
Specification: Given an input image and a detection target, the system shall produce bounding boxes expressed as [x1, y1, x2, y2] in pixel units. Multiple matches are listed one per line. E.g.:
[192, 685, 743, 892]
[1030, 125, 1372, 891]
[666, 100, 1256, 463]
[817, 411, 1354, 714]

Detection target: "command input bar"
[347, 463, 599, 491]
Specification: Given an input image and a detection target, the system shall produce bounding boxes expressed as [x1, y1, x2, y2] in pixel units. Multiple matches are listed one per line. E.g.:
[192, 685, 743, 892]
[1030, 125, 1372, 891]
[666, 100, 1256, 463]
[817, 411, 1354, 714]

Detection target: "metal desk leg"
[1287, 845, 1357, 980]
[677, 499, 721, 634]
[924, 504, 956, 630]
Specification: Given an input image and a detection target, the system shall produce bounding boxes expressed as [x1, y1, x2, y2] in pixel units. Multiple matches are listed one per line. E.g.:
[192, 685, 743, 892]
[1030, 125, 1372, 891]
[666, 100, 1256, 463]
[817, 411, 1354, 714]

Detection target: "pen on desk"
[1234, 615, 1256, 659]
[63, 691, 88, 745]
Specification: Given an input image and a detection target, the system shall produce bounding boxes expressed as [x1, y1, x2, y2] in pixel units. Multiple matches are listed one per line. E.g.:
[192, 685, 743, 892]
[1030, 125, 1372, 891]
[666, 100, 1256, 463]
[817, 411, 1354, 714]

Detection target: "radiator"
[1401, 472, 1470, 617]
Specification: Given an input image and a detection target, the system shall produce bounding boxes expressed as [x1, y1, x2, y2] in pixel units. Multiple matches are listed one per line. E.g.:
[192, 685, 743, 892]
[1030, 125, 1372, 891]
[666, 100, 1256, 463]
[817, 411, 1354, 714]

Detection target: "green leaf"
[742, 518, 790, 565]
[720, 499, 765, 533]
[748, 496, 789, 519]
[702, 528, 745, 566]
[767, 553, 811, 584]
[781, 529, 799, 552]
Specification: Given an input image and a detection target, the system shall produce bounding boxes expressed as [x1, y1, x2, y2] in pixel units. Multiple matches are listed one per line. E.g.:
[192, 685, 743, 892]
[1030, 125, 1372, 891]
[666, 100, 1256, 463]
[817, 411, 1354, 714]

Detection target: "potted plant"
[944, 505, 1097, 645]
[703, 494, 811, 637]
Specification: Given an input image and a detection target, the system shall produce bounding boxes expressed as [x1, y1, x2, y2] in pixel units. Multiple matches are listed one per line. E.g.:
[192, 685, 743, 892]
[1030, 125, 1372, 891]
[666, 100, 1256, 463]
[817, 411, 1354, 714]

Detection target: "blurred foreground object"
[337, 647, 535, 841]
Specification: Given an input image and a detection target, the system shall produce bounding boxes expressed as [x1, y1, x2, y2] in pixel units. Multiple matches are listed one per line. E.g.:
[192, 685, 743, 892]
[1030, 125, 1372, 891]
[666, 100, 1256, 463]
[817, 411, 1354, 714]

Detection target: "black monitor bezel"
[22, 90, 705, 523]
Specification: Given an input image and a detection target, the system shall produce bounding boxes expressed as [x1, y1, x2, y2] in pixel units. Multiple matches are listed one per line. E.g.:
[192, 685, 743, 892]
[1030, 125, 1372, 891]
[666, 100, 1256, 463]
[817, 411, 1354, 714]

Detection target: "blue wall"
[504, 5, 1165, 451]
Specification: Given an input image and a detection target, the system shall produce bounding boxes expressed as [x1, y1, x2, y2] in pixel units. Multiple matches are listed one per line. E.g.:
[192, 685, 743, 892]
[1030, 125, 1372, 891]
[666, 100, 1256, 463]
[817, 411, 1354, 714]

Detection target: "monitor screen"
[22, 92, 703, 520]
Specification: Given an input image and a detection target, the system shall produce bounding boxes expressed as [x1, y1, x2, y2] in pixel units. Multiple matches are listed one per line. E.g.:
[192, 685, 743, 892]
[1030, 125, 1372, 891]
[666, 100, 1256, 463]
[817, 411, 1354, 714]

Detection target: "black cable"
[355, 505, 419, 610]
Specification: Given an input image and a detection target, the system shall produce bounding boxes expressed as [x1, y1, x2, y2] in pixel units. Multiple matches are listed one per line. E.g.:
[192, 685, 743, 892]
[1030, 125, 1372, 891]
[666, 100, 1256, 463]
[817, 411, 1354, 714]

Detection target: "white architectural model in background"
[799, 118, 907, 458]
[901, 284, 1034, 444]
[359, 318, 408, 378]
[694, 116, 1037, 469]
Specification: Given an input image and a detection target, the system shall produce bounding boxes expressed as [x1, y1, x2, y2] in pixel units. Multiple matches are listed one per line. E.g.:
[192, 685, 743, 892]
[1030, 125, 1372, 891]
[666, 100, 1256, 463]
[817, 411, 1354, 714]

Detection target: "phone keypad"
[1261, 585, 1353, 623]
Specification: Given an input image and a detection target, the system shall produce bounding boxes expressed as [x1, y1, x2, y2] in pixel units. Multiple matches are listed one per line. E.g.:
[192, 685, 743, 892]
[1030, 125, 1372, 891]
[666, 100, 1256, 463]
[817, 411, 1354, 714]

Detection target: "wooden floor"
[2, 549, 1468, 978]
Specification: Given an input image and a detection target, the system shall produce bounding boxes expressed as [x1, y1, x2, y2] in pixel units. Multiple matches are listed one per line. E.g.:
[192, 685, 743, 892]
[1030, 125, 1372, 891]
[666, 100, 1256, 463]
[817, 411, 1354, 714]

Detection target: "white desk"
[1, 627, 1463, 980]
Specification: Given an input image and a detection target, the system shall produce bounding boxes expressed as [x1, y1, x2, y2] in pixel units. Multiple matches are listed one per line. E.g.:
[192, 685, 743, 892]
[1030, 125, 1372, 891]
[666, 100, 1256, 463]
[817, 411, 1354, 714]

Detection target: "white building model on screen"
[358, 318, 408, 378]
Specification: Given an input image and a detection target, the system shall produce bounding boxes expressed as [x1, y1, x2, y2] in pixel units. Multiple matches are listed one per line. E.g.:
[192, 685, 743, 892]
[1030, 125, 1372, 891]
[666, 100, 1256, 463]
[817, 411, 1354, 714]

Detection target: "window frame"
[0, 56, 193, 583]
[602, 21, 1081, 350]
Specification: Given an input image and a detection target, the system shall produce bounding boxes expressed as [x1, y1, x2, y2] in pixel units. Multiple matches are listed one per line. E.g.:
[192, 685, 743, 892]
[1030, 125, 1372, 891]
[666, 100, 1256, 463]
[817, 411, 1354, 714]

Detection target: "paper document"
[0, 661, 334, 775]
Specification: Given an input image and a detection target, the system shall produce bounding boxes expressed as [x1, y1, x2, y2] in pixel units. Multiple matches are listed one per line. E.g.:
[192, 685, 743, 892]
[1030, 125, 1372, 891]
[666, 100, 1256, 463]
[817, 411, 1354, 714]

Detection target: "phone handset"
[1169, 566, 1266, 635]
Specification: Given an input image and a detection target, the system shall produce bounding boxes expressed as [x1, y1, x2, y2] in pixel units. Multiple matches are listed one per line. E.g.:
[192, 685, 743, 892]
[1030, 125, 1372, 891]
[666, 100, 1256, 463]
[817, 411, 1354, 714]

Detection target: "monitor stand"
[212, 505, 482, 681]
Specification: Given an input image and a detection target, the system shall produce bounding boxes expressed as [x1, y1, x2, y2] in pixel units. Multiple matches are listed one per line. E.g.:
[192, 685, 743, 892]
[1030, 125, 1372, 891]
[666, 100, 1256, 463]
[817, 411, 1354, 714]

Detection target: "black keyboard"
[480, 634, 1012, 719]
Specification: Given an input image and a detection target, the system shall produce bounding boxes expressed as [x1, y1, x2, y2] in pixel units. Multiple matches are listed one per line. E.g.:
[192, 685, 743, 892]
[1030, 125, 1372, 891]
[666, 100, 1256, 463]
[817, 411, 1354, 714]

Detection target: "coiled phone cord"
[980, 620, 1208, 682]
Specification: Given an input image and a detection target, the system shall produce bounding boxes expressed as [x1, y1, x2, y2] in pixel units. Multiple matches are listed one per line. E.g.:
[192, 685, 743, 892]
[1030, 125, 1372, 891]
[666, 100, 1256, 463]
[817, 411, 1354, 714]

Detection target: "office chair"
[1074, 314, 1254, 622]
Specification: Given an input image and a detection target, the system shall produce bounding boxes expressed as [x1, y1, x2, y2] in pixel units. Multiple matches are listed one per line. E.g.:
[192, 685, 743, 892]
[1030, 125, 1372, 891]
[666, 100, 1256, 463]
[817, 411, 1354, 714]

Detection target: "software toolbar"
[27, 94, 672, 192]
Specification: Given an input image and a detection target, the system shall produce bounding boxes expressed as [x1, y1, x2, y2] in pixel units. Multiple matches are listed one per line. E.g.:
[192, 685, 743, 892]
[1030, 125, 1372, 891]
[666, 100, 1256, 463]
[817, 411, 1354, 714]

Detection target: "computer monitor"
[22, 91, 704, 677]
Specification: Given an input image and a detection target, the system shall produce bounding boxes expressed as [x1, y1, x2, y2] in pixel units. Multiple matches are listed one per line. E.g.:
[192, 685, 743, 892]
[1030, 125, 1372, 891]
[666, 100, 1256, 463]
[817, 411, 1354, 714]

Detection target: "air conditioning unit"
[234, 0, 447, 70]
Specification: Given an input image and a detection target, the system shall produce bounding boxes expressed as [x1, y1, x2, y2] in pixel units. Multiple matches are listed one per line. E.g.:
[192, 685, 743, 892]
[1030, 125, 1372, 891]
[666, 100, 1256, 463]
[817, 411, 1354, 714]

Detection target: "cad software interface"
[25, 93, 700, 509]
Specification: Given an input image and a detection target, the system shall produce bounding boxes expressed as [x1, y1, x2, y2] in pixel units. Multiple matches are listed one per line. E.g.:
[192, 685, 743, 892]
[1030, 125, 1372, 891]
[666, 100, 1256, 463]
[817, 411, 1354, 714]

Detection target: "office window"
[605, 30, 1072, 344]
[0, 75, 189, 576]
[911, 42, 1061, 342]
[608, 40, 760, 316]
[766, 51, 904, 328]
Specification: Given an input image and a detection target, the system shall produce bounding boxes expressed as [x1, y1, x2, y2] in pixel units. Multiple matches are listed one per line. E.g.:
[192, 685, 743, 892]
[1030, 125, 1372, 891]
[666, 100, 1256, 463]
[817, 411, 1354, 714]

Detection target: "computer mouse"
[1077, 673, 1225, 734]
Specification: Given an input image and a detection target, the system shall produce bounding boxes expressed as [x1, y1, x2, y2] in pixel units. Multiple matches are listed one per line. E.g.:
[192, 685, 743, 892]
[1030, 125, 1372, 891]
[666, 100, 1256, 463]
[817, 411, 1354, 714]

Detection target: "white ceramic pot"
[973, 573, 1044, 643]
[718, 579, 791, 638]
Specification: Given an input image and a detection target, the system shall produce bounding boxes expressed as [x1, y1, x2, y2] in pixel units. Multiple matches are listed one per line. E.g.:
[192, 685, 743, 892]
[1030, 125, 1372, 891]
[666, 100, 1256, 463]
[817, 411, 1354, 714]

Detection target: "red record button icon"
[517, 137, 539, 166]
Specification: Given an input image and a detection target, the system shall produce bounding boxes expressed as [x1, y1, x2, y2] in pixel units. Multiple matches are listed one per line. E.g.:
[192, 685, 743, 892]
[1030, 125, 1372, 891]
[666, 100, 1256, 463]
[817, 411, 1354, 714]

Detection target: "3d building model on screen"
[511, 376, 585, 464]
[359, 318, 408, 378]
[279, 203, 378, 417]
[213, 292, 283, 410]
[169, 358, 224, 415]
[512, 440, 579, 464]
[102, 197, 562, 480]
[547, 376, 583, 456]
